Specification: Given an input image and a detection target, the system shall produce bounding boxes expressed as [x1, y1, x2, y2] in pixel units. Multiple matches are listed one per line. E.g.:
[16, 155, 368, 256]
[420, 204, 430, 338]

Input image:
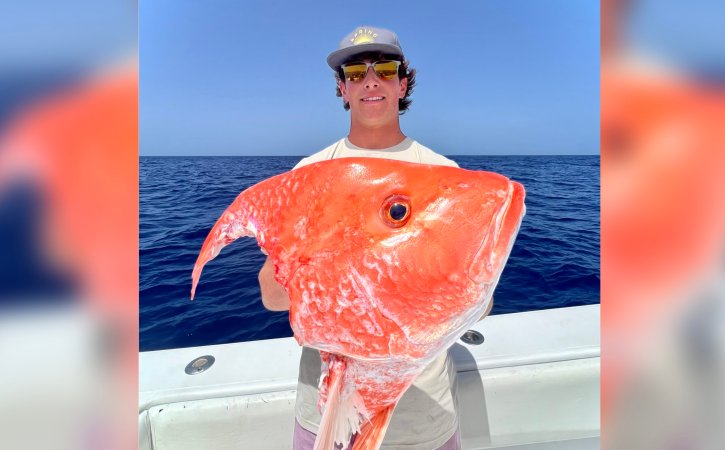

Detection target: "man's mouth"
[361, 96, 385, 102]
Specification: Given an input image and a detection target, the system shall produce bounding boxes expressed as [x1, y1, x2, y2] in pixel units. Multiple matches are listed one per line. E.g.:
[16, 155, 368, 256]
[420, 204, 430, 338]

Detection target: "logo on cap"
[350, 28, 378, 45]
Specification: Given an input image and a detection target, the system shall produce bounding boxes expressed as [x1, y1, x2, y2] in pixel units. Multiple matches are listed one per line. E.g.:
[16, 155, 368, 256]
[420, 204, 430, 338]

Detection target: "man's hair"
[334, 51, 417, 114]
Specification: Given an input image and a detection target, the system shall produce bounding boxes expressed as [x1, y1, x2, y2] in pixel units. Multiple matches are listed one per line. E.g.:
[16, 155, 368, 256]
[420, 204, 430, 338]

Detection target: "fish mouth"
[468, 181, 525, 285]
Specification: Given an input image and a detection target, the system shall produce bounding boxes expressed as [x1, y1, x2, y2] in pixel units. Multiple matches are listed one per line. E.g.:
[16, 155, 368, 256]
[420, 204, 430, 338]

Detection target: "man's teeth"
[362, 96, 384, 102]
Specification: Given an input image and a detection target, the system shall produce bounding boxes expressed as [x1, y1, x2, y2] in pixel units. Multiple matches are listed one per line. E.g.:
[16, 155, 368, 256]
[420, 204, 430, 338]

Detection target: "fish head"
[191, 157, 525, 359]
[300, 159, 526, 357]
[189, 158, 525, 449]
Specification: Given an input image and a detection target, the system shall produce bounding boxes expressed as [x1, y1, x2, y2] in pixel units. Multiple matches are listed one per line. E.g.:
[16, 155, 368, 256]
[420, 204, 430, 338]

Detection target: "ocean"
[140, 155, 599, 351]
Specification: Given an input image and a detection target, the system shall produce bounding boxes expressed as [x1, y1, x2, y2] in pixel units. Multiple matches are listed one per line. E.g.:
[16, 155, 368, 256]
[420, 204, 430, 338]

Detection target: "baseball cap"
[327, 26, 404, 70]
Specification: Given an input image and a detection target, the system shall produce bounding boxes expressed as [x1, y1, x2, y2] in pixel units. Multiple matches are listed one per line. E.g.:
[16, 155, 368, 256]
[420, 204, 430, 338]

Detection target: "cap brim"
[327, 43, 404, 70]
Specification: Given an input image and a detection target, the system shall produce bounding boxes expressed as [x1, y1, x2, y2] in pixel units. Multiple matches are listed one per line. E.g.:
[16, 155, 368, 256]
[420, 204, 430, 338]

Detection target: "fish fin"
[313, 355, 367, 450]
[351, 404, 396, 450]
[190, 195, 256, 299]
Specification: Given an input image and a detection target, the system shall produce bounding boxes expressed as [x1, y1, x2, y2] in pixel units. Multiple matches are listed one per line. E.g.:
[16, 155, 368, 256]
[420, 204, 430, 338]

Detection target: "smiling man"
[259, 26, 464, 450]
[288, 26, 457, 167]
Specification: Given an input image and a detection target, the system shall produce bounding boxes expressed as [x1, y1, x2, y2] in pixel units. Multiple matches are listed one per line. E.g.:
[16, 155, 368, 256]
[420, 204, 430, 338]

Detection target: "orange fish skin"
[191, 157, 525, 448]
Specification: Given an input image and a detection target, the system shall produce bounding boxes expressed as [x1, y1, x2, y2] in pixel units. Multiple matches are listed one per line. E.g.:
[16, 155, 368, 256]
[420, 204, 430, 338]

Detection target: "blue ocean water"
[140, 155, 599, 351]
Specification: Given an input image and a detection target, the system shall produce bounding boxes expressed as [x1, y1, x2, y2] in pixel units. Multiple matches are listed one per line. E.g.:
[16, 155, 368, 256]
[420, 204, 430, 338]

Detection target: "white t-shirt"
[293, 137, 460, 450]
[294, 137, 458, 169]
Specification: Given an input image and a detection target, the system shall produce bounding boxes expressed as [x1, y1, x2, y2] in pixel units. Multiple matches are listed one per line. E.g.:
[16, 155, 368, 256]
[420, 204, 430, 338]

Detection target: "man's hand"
[258, 256, 291, 311]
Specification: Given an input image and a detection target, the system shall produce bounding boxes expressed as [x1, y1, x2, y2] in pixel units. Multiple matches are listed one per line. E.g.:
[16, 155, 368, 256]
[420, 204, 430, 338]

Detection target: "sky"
[140, 0, 600, 156]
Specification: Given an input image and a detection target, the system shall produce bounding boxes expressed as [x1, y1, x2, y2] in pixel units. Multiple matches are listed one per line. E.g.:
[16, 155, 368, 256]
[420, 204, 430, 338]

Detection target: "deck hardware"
[185, 355, 215, 375]
[460, 330, 484, 345]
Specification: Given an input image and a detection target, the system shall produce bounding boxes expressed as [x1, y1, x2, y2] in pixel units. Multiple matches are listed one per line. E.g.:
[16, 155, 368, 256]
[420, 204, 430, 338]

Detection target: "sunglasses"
[341, 60, 402, 83]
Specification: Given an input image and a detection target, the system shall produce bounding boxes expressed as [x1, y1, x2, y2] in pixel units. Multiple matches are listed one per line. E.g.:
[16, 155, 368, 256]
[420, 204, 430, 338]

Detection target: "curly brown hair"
[334, 51, 417, 115]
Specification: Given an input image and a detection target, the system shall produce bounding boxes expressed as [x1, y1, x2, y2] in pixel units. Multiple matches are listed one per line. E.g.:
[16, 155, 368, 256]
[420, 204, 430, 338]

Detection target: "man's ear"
[338, 80, 349, 103]
[398, 77, 408, 99]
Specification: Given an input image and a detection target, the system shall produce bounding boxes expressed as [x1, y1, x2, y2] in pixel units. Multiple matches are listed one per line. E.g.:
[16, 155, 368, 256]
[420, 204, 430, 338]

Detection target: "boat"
[139, 304, 600, 449]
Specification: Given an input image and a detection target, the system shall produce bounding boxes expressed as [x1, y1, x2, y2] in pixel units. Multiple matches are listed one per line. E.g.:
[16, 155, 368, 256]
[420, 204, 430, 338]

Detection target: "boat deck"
[140, 304, 600, 449]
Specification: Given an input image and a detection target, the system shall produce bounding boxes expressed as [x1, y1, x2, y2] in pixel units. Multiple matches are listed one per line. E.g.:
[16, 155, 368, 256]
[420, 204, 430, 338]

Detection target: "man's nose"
[363, 67, 380, 88]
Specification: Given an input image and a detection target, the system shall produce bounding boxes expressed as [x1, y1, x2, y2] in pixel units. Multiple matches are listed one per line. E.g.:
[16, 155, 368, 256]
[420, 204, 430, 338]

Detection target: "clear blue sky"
[140, 0, 599, 156]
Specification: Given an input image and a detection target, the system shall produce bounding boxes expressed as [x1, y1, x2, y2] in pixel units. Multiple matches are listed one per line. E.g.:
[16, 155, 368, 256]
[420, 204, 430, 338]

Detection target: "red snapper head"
[191, 158, 525, 360]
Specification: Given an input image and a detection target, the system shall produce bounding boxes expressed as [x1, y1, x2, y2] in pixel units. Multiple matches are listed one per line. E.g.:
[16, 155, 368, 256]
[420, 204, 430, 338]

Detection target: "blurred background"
[2, 0, 725, 448]
[601, 0, 725, 448]
[0, 1, 136, 449]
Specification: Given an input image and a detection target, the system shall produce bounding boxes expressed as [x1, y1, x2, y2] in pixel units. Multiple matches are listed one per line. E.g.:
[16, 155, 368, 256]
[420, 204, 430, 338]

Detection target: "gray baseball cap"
[327, 26, 404, 70]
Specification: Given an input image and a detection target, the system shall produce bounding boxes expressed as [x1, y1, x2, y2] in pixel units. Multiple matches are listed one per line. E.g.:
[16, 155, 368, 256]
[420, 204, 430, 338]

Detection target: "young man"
[259, 26, 466, 450]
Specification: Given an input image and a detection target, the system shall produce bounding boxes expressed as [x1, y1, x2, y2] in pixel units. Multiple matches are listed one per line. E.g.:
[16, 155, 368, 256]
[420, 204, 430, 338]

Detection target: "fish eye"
[389, 203, 408, 220]
[381, 195, 411, 228]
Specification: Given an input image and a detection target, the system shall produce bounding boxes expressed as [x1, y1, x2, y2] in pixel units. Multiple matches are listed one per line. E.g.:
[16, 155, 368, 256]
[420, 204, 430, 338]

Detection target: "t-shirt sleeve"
[292, 156, 312, 170]
[293, 142, 338, 169]
[417, 145, 459, 168]
[432, 154, 459, 168]
[293, 154, 325, 170]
